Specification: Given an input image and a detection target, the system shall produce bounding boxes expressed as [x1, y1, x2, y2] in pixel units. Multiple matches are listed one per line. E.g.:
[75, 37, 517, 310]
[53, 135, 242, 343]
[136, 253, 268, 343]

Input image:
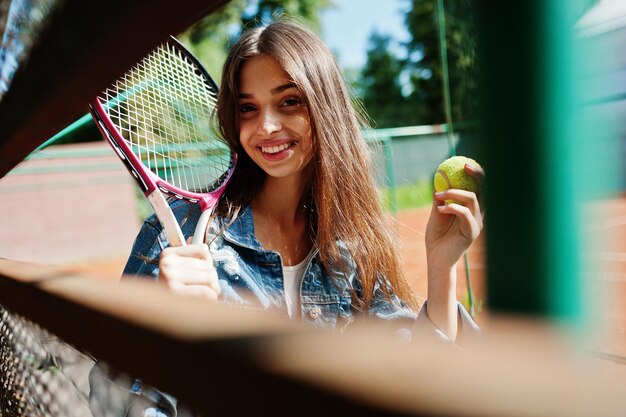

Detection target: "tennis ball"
[433, 156, 481, 204]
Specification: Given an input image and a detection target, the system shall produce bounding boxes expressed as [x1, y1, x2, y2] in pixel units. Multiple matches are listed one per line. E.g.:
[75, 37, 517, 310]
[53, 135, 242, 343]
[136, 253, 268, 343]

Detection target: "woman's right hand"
[158, 242, 221, 300]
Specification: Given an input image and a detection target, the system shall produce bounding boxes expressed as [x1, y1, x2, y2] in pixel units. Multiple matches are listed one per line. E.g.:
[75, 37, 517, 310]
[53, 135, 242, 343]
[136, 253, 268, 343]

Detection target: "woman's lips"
[258, 140, 295, 160]
[261, 142, 291, 154]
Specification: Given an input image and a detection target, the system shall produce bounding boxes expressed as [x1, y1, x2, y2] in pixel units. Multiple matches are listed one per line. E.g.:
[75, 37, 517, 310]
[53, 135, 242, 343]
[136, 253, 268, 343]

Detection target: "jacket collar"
[221, 205, 264, 250]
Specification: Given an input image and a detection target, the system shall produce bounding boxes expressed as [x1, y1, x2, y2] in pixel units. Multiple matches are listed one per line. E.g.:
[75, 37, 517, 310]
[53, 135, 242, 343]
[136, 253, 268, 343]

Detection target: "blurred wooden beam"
[0, 0, 229, 179]
[0, 259, 407, 416]
[0, 258, 625, 416]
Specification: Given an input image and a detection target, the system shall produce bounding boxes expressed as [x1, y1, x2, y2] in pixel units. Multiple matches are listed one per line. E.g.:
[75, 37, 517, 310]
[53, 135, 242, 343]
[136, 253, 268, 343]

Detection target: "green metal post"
[436, 0, 456, 158]
[476, 1, 583, 320]
[381, 136, 398, 213]
[437, 0, 475, 316]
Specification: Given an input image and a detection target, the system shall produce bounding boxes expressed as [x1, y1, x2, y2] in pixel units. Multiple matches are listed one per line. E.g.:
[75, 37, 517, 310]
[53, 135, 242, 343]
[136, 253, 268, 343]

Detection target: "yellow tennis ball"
[433, 156, 482, 204]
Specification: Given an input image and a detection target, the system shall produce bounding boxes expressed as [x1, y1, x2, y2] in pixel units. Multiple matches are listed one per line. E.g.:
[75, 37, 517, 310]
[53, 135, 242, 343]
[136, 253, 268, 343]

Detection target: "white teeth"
[261, 143, 290, 154]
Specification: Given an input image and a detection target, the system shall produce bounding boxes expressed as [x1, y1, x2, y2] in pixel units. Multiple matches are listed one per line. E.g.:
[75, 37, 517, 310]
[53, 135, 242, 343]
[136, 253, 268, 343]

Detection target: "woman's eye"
[281, 97, 302, 107]
[239, 103, 256, 113]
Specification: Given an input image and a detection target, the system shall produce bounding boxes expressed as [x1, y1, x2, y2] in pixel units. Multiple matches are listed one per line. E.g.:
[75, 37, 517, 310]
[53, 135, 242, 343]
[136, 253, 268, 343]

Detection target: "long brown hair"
[217, 20, 417, 312]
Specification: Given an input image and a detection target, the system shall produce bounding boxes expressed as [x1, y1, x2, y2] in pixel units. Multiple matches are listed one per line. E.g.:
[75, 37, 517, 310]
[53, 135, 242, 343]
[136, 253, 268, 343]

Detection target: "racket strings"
[115, 56, 221, 192]
[101, 42, 230, 193]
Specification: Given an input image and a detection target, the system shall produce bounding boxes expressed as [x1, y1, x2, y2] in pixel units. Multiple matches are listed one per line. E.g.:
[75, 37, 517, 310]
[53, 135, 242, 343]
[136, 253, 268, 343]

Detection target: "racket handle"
[147, 191, 186, 247]
[192, 210, 212, 245]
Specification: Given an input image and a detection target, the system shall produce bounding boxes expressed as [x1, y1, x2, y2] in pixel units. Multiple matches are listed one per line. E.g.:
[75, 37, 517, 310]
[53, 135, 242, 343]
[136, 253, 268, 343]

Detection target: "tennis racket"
[89, 36, 235, 247]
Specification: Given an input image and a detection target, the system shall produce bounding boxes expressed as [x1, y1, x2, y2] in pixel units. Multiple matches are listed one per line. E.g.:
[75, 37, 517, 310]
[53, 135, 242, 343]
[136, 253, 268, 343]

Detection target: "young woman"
[90, 19, 484, 417]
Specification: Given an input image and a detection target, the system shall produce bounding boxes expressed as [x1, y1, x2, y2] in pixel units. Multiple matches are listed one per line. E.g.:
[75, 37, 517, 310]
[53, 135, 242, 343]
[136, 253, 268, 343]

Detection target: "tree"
[359, 32, 414, 128]
[354, 0, 478, 128]
[403, 0, 478, 126]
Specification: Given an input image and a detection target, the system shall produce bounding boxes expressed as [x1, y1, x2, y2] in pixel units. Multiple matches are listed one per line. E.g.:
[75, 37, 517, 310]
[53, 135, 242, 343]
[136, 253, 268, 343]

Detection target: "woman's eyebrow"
[239, 82, 296, 99]
[271, 82, 296, 94]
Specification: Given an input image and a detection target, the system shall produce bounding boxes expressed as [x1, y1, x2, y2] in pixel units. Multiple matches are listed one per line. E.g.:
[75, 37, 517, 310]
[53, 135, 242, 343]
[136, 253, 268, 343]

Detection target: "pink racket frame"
[90, 98, 236, 246]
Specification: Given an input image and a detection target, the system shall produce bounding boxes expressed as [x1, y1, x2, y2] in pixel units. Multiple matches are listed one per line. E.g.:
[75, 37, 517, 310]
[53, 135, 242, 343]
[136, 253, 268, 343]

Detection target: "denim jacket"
[123, 199, 419, 326]
[90, 199, 479, 416]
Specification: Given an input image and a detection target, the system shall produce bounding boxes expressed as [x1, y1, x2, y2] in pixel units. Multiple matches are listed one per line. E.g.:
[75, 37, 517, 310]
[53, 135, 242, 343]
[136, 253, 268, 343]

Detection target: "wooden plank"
[0, 258, 625, 416]
[0, 259, 401, 416]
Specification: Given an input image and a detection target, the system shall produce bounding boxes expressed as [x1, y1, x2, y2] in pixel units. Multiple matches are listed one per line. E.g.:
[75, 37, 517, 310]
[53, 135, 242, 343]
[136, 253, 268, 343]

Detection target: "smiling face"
[237, 55, 314, 183]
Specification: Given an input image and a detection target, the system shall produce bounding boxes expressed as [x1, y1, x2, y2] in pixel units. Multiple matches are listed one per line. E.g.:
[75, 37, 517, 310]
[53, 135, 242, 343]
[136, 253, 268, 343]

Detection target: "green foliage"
[179, 0, 479, 131]
[403, 0, 478, 125]
[357, 0, 479, 129]
[359, 33, 415, 128]
[380, 180, 433, 212]
[241, 0, 332, 32]
[178, 0, 332, 80]
[403, 0, 442, 125]
[177, 0, 246, 82]
[135, 186, 153, 223]
[177, 0, 480, 133]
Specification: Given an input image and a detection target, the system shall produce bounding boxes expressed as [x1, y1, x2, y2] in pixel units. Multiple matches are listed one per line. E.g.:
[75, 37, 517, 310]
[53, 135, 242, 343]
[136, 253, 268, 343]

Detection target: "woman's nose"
[257, 110, 281, 136]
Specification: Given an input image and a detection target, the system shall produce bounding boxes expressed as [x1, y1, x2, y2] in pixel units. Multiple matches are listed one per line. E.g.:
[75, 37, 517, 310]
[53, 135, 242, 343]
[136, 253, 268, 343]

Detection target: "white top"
[283, 249, 315, 319]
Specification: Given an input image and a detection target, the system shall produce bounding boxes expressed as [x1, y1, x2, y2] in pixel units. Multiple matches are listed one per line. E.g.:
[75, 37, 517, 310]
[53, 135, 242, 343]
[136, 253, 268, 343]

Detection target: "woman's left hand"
[425, 162, 485, 268]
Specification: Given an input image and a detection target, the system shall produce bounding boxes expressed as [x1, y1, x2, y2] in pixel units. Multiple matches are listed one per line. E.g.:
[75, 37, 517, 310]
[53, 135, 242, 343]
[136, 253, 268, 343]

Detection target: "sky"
[320, 0, 410, 70]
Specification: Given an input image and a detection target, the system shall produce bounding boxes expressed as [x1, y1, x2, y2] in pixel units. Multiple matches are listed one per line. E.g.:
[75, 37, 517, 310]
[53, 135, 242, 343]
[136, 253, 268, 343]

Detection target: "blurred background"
[0, 0, 484, 300]
[0, 0, 625, 415]
[0, 0, 624, 354]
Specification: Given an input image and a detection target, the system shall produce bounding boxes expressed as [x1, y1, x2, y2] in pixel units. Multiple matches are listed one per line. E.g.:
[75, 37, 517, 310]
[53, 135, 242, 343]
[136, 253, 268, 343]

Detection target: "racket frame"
[89, 37, 235, 246]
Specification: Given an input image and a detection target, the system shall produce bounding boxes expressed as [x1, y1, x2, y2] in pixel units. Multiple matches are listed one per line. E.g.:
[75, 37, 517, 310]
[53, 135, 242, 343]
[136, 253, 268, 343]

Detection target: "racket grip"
[192, 210, 212, 245]
[147, 191, 186, 247]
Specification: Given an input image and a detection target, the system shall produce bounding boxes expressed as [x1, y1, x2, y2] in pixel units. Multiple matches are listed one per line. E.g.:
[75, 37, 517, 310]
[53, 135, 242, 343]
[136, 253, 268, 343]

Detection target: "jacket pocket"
[301, 295, 341, 327]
